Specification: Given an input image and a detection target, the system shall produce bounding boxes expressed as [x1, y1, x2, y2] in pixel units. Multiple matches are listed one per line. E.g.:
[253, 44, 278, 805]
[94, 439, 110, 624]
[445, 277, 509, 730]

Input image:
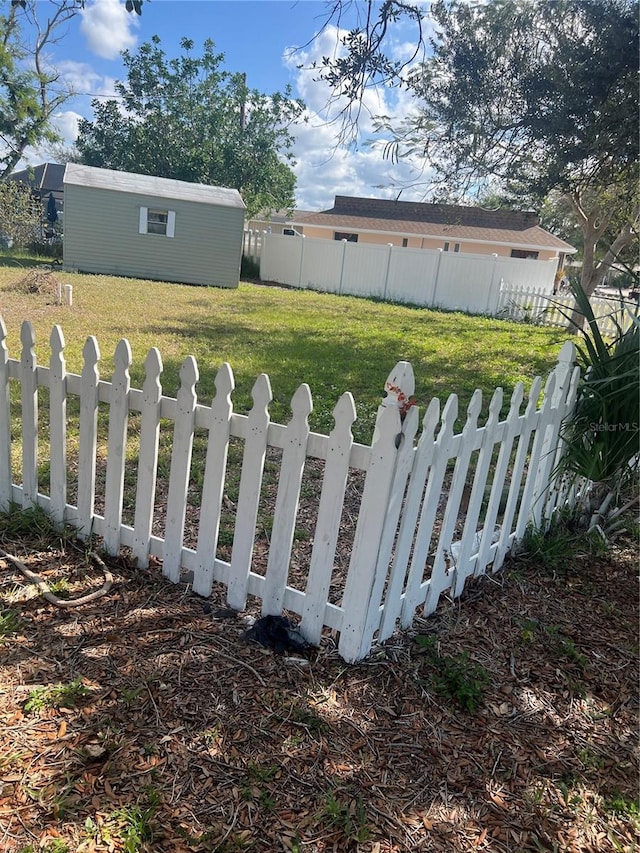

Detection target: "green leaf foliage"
[325, 0, 638, 299]
[401, 0, 639, 202]
[558, 280, 639, 487]
[0, 1, 87, 179]
[0, 179, 41, 247]
[76, 36, 305, 218]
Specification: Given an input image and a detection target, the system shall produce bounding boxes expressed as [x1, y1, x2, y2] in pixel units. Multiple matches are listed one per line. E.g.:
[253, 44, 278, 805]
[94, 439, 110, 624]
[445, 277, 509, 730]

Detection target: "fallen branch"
[0, 548, 113, 607]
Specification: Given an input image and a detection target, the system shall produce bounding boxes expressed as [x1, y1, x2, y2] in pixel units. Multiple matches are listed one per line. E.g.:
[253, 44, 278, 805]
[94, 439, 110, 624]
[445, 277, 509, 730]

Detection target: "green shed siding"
[63, 169, 245, 288]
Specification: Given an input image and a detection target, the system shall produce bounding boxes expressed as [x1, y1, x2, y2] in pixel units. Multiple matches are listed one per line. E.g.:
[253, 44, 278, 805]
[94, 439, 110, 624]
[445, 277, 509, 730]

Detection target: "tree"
[0, 178, 41, 247]
[0, 0, 144, 181]
[317, 0, 639, 301]
[75, 36, 304, 218]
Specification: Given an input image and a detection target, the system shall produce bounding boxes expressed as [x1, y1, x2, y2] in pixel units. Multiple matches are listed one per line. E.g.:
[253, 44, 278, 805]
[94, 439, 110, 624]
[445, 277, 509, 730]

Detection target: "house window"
[139, 206, 176, 238]
[444, 241, 460, 252]
[402, 238, 408, 247]
[334, 232, 358, 242]
[511, 249, 539, 259]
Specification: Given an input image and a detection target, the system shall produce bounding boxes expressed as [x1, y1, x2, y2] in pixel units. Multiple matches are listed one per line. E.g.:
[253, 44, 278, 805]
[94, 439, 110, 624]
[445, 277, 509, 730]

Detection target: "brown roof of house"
[292, 195, 576, 253]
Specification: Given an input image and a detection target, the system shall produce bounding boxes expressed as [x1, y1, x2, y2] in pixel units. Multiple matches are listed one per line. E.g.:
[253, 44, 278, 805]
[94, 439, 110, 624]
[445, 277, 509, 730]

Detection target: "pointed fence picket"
[497, 284, 637, 336]
[0, 317, 580, 663]
[49, 326, 67, 527]
[20, 322, 38, 508]
[0, 318, 10, 512]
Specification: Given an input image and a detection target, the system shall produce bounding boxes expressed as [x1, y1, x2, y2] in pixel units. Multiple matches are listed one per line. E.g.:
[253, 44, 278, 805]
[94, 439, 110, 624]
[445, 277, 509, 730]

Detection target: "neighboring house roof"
[292, 195, 576, 253]
[64, 164, 246, 210]
[8, 162, 65, 199]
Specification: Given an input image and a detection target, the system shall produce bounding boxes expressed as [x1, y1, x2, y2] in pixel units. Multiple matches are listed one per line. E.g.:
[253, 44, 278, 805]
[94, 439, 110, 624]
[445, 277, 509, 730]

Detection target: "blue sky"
[27, 0, 431, 211]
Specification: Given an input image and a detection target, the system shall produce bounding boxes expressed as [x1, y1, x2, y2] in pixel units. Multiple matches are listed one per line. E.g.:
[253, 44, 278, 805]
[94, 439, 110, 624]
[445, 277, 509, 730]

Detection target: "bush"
[0, 181, 41, 248]
[556, 281, 639, 532]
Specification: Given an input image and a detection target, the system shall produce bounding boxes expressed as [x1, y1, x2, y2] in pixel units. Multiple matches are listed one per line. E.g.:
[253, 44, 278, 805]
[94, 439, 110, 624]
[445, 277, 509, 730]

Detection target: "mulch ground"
[0, 518, 638, 853]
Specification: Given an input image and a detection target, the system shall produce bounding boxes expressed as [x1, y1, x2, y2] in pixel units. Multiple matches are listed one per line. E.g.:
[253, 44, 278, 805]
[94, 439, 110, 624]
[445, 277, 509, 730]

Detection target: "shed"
[63, 164, 246, 288]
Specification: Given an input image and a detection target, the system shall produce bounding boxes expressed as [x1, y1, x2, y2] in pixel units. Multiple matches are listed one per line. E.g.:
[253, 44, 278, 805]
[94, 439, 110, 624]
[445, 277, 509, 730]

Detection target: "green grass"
[0, 606, 20, 640]
[24, 678, 92, 714]
[414, 634, 490, 712]
[0, 261, 569, 444]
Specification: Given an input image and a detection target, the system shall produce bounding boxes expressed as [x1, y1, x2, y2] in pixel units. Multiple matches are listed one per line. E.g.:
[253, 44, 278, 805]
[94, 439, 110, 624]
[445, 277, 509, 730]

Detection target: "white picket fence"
[498, 284, 638, 336]
[0, 316, 580, 662]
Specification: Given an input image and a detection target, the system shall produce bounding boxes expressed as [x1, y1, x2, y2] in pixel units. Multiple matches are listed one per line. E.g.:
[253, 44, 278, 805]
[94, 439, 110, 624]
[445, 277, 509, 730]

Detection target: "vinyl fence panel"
[260, 232, 304, 286]
[341, 242, 391, 299]
[385, 248, 441, 305]
[300, 238, 344, 293]
[255, 232, 559, 313]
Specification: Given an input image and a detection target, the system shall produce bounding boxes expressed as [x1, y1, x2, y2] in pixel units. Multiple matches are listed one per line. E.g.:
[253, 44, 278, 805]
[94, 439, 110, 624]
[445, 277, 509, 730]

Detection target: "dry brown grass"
[5, 268, 62, 301]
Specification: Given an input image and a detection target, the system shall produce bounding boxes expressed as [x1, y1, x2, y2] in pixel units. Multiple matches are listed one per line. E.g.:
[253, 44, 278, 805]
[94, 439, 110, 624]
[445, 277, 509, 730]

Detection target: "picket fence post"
[452, 386, 504, 597]
[163, 355, 199, 583]
[476, 382, 525, 574]
[132, 347, 163, 568]
[20, 321, 38, 509]
[0, 318, 11, 512]
[492, 375, 543, 573]
[103, 340, 132, 554]
[529, 341, 578, 529]
[379, 397, 440, 640]
[401, 394, 458, 625]
[338, 361, 411, 663]
[226, 373, 272, 610]
[49, 325, 67, 526]
[424, 390, 483, 617]
[77, 336, 100, 539]
[262, 382, 313, 615]
[301, 391, 356, 645]
[193, 362, 235, 597]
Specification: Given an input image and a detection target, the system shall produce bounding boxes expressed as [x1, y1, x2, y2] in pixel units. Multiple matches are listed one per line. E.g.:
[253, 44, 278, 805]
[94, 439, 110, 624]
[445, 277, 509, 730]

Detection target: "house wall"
[63, 183, 244, 288]
[298, 224, 559, 262]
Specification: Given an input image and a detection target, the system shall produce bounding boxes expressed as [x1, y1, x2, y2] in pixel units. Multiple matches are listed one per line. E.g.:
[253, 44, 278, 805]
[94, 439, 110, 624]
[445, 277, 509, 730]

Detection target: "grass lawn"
[0, 261, 637, 852]
[0, 259, 571, 444]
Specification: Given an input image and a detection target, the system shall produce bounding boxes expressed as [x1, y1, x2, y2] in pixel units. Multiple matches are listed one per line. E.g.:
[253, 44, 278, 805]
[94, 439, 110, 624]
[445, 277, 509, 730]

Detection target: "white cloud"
[52, 110, 84, 146]
[80, 0, 138, 60]
[56, 60, 118, 100]
[283, 23, 433, 210]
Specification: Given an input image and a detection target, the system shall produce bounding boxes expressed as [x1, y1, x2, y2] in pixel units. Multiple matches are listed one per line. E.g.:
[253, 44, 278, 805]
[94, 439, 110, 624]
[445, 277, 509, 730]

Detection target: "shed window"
[139, 206, 176, 238]
[511, 249, 539, 260]
[334, 232, 358, 242]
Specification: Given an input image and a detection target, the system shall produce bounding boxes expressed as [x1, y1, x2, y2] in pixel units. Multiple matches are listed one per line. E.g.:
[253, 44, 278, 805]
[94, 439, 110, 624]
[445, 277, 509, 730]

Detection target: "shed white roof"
[63, 164, 246, 209]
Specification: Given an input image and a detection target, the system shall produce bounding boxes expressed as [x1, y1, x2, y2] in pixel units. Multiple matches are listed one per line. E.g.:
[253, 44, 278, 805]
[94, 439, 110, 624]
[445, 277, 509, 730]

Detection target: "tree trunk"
[567, 218, 635, 332]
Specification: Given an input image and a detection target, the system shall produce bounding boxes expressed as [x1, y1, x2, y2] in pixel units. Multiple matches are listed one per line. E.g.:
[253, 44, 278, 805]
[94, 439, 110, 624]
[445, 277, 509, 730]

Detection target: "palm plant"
[556, 280, 639, 535]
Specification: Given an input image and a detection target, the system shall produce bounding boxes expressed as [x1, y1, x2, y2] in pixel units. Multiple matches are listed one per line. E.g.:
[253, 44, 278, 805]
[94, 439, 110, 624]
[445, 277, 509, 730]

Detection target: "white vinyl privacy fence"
[0, 317, 579, 662]
[256, 231, 558, 314]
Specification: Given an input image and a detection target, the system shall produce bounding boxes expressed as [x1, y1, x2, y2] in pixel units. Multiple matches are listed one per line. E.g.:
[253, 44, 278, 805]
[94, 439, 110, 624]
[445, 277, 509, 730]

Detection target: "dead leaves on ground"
[0, 534, 638, 852]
